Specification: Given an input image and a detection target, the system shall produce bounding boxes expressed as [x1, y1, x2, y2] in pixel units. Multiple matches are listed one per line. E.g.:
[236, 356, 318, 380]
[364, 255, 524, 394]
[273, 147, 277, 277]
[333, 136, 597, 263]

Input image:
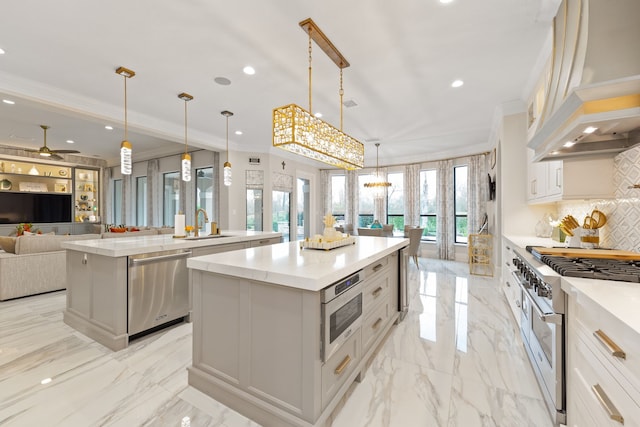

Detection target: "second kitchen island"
[61, 231, 281, 351]
[187, 236, 409, 427]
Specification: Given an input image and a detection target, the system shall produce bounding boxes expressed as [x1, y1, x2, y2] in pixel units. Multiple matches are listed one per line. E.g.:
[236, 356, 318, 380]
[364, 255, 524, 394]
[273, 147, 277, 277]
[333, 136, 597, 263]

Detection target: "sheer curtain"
[467, 154, 487, 235]
[404, 164, 420, 227]
[102, 167, 112, 224]
[147, 159, 160, 226]
[437, 159, 455, 260]
[345, 170, 357, 227]
[320, 170, 331, 215]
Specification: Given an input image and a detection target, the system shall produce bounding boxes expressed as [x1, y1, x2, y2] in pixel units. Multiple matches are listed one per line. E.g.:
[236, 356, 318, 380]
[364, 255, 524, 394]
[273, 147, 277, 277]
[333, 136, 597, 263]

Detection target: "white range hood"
[528, 0, 640, 161]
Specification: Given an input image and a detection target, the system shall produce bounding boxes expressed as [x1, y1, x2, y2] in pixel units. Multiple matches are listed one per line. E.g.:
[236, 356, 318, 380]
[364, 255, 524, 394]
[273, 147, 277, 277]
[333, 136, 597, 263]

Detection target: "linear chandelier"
[116, 66, 135, 175]
[364, 143, 391, 199]
[273, 18, 364, 170]
[178, 92, 193, 182]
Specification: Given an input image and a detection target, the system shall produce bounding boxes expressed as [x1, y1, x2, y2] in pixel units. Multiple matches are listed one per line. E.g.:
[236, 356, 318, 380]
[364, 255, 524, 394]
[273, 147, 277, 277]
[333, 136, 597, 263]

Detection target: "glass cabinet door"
[74, 168, 100, 223]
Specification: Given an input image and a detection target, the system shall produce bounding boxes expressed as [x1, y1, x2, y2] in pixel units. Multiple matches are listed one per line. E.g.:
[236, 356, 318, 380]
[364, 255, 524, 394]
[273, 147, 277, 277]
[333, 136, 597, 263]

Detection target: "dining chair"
[358, 228, 383, 236]
[335, 226, 344, 233]
[403, 225, 415, 237]
[342, 223, 354, 234]
[382, 224, 394, 237]
[407, 227, 424, 268]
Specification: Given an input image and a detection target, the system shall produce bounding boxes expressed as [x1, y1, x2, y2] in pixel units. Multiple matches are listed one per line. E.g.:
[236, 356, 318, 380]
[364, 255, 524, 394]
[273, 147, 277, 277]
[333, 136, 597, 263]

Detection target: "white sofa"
[0, 234, 100, 301]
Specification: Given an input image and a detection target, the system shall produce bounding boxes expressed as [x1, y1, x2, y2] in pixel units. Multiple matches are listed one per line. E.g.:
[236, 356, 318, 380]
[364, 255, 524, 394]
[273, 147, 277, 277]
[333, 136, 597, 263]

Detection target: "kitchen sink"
[182, 234, 229, 240]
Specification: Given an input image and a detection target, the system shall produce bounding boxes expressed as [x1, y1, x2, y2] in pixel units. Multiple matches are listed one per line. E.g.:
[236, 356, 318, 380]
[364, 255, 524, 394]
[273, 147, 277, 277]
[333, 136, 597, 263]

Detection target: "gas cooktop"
[538, 256, 640, 283]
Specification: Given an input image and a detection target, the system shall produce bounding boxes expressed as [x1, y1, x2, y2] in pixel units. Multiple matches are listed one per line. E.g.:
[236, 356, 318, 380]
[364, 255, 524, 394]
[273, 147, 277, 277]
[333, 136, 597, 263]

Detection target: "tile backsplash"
[557, 146, 640, 251]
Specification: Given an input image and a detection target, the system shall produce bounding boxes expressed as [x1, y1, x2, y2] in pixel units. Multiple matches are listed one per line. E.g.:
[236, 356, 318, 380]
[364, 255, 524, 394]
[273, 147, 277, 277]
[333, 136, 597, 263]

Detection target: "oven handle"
[518, 281, 563, 325]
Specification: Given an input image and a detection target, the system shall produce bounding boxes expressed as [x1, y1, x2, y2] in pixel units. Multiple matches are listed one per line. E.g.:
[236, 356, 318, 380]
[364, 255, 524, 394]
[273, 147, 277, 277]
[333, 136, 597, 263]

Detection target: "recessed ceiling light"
[105, 125, 113, 130]
[439, 0, 454, 4]
[243, 66, 256, 75]
[235, 130, 243, 135]
[214, 77, 231, 86]
[451, 79, 464, 88]
[2, 99, 15, 104]
[563, 141, 575, 147]
[314, 112, 323, 118]
[551, 151, 559, 155]
[583, 126, 598, 134]
[0, 48, 5, 55]
[66, 139, 75, 144]
[41, 378, 52, 385]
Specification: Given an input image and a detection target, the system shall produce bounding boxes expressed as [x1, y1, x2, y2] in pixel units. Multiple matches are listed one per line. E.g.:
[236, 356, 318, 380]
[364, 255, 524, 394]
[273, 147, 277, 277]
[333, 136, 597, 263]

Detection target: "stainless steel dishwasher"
[128, 249, 191, 336]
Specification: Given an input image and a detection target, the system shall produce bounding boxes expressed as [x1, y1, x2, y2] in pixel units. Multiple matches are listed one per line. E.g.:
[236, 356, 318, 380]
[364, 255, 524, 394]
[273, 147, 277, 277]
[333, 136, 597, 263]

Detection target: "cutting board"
[531, 247, 640, 260]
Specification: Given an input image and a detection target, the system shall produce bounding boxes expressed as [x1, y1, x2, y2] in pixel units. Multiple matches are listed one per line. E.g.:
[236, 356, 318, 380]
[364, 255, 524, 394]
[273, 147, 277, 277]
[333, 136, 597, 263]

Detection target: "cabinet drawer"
[574, 294, 640, 397]
[571, 331, 640, 425]
[363, 255, 391, 278]
[321, 328, 361, 409]
[362, 299, 392, 352]
[363, 273, 390, 313]
[250, 237, 281, 247]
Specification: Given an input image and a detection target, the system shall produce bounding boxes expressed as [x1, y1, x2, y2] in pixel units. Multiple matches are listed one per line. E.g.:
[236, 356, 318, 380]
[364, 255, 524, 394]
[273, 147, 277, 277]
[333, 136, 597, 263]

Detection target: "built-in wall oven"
[321, 270, 363, 362]
[512, 249, 566, 426]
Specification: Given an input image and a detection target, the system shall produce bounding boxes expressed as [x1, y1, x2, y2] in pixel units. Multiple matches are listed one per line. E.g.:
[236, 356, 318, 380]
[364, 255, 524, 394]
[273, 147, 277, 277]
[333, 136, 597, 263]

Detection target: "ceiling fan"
[23, 125, 80, 160]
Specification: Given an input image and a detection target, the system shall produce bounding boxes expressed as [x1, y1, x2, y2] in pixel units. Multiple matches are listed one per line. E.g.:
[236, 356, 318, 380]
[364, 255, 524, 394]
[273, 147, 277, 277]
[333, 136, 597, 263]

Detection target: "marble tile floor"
[0, 259, 552, 427]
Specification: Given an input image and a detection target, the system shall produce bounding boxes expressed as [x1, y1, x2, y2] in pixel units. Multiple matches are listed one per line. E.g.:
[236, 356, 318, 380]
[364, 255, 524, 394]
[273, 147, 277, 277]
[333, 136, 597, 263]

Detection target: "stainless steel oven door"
[321, 281, 363, 362]
[520, 286, 564, 420]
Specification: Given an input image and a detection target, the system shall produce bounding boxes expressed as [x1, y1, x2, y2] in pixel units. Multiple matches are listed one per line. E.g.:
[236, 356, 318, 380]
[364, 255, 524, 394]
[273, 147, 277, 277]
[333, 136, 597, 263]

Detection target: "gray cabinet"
[189, 251, 401, 427]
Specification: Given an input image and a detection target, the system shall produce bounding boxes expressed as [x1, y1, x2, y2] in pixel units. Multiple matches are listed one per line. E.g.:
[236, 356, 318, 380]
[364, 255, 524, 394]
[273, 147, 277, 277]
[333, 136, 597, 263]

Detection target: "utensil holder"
[580, 228, 599, 249]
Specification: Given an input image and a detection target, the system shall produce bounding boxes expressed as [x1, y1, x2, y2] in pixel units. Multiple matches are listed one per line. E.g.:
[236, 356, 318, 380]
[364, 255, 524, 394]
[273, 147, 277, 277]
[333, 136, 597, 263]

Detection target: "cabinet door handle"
[555, 168, 562, 188]
[593, 329, 626, 359]
[372, 287, 383, 297]
[506, 280, 511, 287]
[373, 318, 383, 329]
[531, 179, 537, 195]
[515, 300, 521, 308]
[334, 355, 352, 376]
[592, 384, 624, 424]
[373, 263, 384, 272]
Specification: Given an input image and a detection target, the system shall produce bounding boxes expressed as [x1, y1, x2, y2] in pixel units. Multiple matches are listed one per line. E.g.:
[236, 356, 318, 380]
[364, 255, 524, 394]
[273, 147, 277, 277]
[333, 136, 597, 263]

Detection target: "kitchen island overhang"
[187, 236, 409, 427]
[61, 231, 282, 351]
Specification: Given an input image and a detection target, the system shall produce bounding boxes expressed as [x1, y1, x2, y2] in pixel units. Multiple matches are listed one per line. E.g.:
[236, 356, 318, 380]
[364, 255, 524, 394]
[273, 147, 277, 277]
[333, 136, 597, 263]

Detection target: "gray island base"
[187, 237, 408, 427]
[61, 231, 281, 351]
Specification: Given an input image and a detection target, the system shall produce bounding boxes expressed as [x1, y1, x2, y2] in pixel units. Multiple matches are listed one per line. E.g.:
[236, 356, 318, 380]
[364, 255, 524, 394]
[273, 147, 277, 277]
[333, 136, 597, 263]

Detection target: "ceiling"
[0, 0, 559, 168]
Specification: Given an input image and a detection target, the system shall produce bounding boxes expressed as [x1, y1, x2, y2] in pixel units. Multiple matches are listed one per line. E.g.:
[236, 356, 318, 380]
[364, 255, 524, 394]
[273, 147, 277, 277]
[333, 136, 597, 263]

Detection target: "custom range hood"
[528, 0, 640, 161]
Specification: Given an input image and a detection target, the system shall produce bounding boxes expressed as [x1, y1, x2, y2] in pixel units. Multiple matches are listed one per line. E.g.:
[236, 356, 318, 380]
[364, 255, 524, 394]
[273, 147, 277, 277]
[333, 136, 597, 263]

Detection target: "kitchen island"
[186, 236, 409, 427]
[61, 231, 281, 351]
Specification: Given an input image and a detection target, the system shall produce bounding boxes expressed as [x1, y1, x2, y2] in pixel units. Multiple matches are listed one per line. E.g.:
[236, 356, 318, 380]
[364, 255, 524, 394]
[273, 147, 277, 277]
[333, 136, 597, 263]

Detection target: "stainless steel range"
[510, 248, 565, 426]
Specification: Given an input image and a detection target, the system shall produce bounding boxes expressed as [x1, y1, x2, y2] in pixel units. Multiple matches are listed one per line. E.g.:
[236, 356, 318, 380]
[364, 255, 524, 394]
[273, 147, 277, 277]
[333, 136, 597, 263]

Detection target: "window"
[163, 172, 180, 226]
[297, 178, 310, 240]
[357, 174, 374, 227]
[136, 176, 147, 226]
[246, 189, 263, 231]
[272, 190, 290, 241]
[419, 170, 436, 240]
[331, 175, 346, 222]
[454, 165, 468, 243]
[113, 179, 122, 225]
[386, 172, 404, 232]
[196, 167, 214, 234]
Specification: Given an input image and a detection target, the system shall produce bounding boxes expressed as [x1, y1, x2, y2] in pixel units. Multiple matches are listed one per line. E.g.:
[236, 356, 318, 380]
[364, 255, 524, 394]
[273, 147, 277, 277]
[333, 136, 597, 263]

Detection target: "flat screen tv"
[0, 192, 72, 224]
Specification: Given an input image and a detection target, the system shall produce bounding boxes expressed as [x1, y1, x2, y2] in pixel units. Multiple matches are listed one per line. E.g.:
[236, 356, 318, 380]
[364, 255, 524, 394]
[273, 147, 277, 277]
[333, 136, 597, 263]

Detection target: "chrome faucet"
[194, 208, 209, 237]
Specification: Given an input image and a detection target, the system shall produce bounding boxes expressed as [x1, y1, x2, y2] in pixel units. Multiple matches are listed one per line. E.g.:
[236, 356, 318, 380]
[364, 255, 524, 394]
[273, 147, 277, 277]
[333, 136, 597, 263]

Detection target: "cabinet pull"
[334, 355, 352, 376]
[373, 318, 383, 329]
[506, 280, 511, 287]
[592, 384, 624, 424]
[515, 300, 521, 308]
[373, 263, 384, 272]
[593, 329, 626, 359]
[531, 179, 537, 195]
[372, 287, 383, 297]
[555, 168, 562, 188]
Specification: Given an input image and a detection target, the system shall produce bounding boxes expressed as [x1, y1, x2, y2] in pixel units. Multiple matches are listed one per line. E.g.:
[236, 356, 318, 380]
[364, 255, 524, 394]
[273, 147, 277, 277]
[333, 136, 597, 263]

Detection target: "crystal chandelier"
[273, 18, 364, 170]
[116, 66, 135, 175]
[364, 143, 391, 199]
[178, 92, 193, 182]
[221, 110, 233, 186]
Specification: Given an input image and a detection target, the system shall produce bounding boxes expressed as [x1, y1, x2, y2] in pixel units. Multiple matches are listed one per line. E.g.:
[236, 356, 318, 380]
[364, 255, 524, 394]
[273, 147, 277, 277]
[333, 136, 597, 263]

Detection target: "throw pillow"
[0, 236, 17, 253]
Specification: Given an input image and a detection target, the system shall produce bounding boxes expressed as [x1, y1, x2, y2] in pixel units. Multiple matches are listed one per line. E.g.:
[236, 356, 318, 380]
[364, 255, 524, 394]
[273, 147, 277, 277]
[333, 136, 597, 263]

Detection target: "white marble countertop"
[561, 277, 640, 336]
[503, 235, 557, 250]
[60, 230, 281, 257]
[187, 236, 409, 292]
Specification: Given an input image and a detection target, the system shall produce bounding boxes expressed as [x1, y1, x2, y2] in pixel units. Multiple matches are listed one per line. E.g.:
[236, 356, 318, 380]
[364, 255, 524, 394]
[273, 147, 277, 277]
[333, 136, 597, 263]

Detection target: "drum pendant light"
[221, 110, 234, 186]
[178, 92, 194, 182]
[116, 66, 135, 175]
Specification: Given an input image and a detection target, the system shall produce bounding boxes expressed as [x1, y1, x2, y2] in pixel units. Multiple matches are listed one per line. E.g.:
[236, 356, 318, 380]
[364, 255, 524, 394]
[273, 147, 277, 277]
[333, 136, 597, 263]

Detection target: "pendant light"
[364, 143, 391, 199]
[116, 66, 135, 175]
[178, 92, 193, 182]
[221, 110, 234, 186]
